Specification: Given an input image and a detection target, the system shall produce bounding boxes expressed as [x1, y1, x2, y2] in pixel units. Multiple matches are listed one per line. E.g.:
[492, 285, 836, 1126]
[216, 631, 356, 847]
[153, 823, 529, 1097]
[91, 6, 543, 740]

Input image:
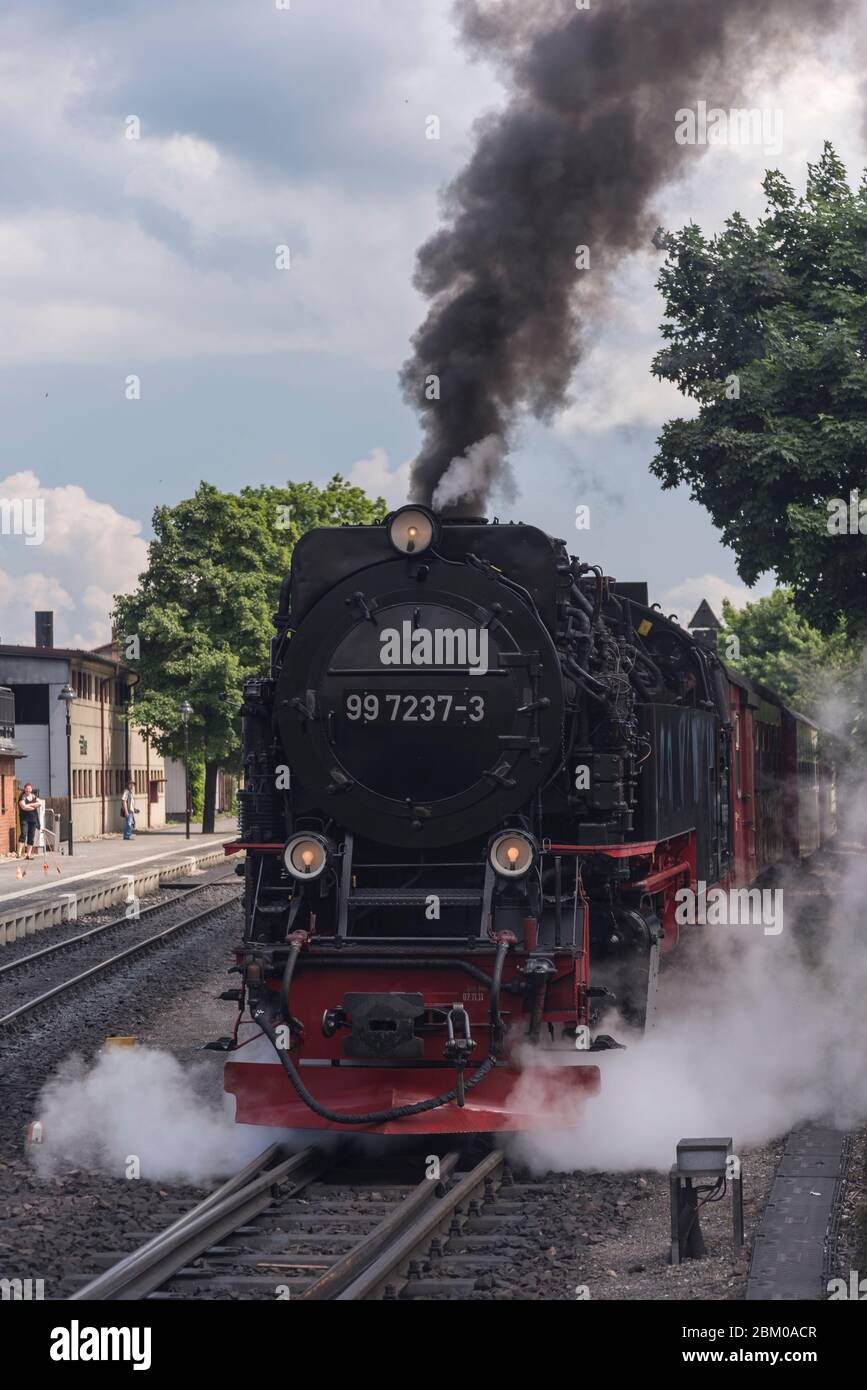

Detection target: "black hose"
[569, 583, 595, 619]
[252, 938, 508, 1126]
[562, 657, 609, 701]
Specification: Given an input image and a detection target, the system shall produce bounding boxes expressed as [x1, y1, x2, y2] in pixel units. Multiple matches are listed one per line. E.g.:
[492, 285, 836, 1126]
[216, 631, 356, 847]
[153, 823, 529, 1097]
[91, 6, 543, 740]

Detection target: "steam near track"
[402, 0, 855, 515]
[32, 1048, 275, 1185]
[509, 770, 867, 1175]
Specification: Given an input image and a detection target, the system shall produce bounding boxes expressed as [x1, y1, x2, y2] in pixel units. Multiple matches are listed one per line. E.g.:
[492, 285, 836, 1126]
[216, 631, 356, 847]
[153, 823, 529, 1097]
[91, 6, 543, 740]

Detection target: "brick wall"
[0, 756, 18, 855]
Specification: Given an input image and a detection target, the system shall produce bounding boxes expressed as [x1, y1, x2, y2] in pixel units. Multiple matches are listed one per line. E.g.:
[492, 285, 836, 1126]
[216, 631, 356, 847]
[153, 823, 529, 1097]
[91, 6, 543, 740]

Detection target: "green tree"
[719, 589, 854, 715]
[651, 143, 867, 638]
[113, 477, 385, 832]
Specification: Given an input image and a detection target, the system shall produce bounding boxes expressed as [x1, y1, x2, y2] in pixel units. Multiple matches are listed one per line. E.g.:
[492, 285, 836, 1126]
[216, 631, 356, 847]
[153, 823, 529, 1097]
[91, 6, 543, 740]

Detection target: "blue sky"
[1, 0, 865, 646]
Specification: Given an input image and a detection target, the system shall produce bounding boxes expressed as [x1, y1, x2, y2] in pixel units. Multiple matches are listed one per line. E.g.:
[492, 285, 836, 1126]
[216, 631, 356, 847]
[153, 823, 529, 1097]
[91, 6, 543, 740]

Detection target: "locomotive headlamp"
[489, 830, 537, 878]
[388, 505, 438, 556]
[284, 833, 330, 880]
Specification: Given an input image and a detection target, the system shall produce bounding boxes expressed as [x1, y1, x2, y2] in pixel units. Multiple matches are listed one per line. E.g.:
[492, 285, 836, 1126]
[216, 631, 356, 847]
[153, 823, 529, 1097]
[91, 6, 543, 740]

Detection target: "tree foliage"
[652, 143, 867, 637]
[113, 476, 385, 830]
[719, 589, 854, 715]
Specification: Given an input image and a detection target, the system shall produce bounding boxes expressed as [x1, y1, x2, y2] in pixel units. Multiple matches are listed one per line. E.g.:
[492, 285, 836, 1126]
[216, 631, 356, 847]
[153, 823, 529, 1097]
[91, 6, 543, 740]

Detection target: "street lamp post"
[180, 701, 193, 840]
[58, 683, 76, 856]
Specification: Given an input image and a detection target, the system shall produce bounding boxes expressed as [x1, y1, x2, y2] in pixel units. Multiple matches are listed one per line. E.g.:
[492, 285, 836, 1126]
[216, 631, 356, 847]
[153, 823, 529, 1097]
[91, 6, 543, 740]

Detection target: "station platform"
[0, 820, 240, 946]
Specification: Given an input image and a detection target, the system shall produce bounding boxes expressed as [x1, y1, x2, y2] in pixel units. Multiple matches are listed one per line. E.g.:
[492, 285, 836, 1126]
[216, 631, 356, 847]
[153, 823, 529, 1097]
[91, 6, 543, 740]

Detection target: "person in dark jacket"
[18, 783, 41, 860]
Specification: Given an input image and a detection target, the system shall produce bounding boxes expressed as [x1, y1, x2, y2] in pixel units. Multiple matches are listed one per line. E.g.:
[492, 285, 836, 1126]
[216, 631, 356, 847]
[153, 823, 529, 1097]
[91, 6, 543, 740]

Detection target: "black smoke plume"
[401, 0, 852, 515]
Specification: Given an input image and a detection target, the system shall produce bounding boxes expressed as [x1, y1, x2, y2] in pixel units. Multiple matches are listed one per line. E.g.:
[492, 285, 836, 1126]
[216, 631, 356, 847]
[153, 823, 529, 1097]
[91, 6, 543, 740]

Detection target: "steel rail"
[0, 890, 241, 1029]
[338, 1149, 505, 1300]
[71, 1146, 326, 1301]
[0, 871, 237, 980]
[298, 1151, 462, 1300]
[69, 1149, 503, 1303]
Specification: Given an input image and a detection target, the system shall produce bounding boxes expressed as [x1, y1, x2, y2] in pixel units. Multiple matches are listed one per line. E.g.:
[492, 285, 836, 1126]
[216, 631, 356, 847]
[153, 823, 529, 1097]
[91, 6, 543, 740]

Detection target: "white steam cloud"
[30, 1047, 283, 1184]
[431, 435, 514, 513]
[510, 770, 867, 1175]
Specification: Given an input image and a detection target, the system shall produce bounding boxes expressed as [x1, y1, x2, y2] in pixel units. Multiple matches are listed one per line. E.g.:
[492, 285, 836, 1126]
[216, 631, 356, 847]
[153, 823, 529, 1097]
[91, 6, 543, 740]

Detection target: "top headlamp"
[388, 505, 438, 557]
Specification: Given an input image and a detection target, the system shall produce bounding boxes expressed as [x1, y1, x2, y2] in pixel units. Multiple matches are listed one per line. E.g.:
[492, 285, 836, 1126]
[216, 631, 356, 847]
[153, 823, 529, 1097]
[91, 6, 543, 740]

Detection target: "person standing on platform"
[121, 779, 138, 840]
[17, 783, 41, 860]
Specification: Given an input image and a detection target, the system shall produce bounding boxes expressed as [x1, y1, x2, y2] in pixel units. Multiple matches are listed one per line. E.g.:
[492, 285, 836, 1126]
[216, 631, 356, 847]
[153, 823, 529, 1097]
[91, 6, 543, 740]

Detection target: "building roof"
[0, 644, 128, 674]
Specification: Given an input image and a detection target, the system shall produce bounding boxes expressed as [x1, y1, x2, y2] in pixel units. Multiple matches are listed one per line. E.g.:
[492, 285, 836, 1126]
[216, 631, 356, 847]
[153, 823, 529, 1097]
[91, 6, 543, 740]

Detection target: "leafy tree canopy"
[652, 143, 867, 637]
[719, 588, 854, 716]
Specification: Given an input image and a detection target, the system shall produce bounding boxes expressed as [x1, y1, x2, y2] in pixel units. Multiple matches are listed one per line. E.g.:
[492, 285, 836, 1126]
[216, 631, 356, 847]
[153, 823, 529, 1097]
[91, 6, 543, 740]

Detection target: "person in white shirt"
[121, 780, 138, 840]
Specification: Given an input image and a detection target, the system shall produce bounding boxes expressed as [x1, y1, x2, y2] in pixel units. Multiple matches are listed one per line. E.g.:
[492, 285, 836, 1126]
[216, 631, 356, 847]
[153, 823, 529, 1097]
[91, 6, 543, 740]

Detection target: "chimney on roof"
[35, 611, 54, 648]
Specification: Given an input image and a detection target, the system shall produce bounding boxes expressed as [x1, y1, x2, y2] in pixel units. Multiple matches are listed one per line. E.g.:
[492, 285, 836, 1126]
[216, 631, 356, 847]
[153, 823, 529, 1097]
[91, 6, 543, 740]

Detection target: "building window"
[8, 684, 50, 724]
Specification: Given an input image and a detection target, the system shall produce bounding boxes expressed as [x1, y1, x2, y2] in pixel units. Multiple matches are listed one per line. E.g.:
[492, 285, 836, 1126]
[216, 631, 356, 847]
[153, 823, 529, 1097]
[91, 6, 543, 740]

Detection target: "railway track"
[65, 1144, 546, 1301]
[0, 873, 240, 1032]
[44, 1121, 863, 1303]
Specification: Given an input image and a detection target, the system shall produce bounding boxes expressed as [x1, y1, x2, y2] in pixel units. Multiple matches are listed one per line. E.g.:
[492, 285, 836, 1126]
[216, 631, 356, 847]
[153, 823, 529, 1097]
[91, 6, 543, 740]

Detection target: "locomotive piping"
[272, 953, 526, 994]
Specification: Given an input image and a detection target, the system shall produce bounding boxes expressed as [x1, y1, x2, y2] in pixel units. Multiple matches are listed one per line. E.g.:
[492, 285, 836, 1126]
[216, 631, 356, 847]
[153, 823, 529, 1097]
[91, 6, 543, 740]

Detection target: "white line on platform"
[0, 841, 229, 907]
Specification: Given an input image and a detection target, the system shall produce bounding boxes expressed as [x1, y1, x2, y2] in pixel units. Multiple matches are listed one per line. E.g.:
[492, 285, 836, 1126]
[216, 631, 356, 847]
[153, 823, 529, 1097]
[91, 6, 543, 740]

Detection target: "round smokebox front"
[276, 560, 563, 847]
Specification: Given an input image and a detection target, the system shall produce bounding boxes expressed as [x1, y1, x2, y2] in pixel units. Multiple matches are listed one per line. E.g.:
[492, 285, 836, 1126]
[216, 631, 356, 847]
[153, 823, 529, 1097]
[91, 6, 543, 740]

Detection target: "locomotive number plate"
[344, 692, 486, 724]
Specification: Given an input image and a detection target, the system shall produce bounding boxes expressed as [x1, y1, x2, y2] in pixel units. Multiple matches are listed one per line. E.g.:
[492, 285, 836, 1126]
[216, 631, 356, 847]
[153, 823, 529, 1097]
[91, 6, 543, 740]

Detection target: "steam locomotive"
[222, 508, 835, 1134]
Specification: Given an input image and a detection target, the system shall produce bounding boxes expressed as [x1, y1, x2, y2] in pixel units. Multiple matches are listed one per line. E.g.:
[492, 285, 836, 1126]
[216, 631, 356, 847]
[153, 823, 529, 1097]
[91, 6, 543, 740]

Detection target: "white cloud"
[659, 573, 771, 630]
[0, 471, 147, 648]
[556, 47, 867, 441]
[349, 446, 411, 510]
[0, 4, 505, 371]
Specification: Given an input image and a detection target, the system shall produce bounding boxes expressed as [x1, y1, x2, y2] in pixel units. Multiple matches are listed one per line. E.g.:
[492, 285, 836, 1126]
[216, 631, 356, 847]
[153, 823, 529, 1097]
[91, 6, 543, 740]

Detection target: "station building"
[0, 686, 27, 854]
[0, 613, 166, 848]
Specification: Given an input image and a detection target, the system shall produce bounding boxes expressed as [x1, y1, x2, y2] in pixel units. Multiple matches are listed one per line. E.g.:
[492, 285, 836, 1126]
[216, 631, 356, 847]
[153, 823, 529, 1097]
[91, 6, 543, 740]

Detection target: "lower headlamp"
[489, 829, 537, 878]
[284, 832, 331, 879]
